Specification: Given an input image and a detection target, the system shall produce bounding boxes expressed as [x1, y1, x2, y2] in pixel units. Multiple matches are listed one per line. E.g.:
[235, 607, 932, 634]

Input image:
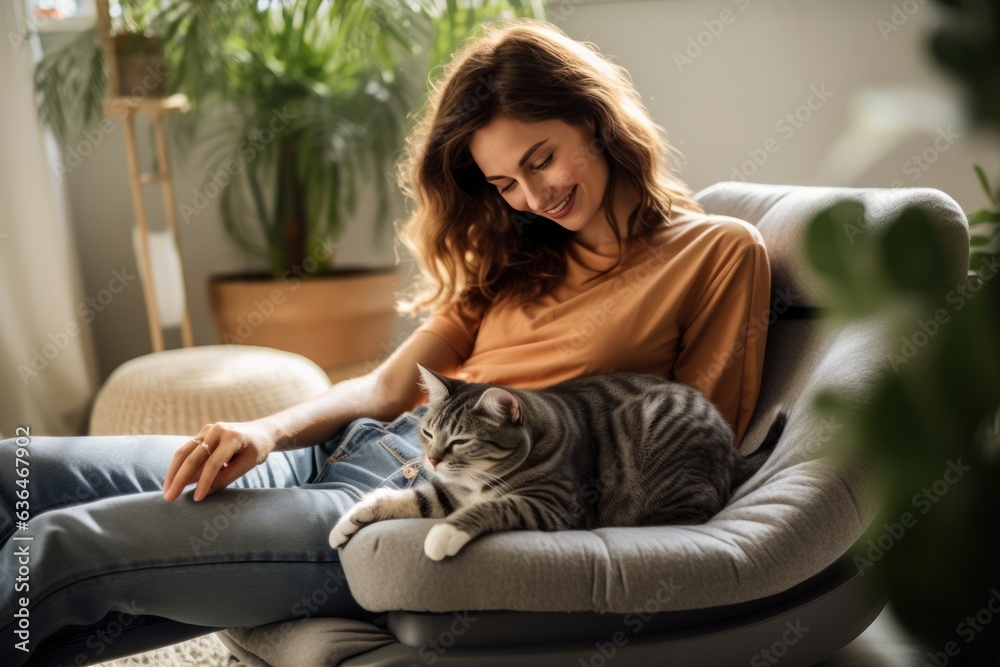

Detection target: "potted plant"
[31, 0, 543, 377]
[111, 30, 168, 97]
[31, 0, 167, 140]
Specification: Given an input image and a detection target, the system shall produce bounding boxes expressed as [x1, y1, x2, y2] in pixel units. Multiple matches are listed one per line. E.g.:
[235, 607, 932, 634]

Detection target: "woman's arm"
[670, 236, 772, 449]
[263, 329, 464, 453]
[164, 329, 465, 502]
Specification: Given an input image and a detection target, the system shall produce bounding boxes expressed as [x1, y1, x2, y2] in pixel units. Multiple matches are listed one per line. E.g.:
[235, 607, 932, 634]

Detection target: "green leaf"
[881, 205, 951, 295]
[973, 164, 997, 206]
[804, 200, 867, 278]
[967, 208, 993, 226]
[803, 199, 885, 316]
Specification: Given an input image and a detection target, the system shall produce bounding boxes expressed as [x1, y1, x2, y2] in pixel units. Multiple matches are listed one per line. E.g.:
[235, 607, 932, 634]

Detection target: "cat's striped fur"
[329, 363, 787, 560]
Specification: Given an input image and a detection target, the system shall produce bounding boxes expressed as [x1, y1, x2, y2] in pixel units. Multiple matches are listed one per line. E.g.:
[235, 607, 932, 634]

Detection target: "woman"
[0, 18, 771, 665]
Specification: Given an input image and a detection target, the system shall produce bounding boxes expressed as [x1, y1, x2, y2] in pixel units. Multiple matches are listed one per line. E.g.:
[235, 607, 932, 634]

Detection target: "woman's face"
[469, 116, 609, 235]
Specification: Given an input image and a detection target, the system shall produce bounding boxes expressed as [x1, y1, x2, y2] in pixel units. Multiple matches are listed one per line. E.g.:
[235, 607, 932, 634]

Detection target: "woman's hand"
[163, 420, 279, 502]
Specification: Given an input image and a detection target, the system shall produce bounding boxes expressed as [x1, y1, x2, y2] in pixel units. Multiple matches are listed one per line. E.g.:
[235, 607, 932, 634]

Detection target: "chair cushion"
[695, 181, 969, 308]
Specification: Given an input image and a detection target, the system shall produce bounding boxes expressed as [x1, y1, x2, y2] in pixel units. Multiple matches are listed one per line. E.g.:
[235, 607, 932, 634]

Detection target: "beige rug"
[97, 633, 240, 666]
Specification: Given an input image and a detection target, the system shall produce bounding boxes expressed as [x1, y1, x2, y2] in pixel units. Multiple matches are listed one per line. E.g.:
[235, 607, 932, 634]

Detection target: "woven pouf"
[88, 345, 333, 436]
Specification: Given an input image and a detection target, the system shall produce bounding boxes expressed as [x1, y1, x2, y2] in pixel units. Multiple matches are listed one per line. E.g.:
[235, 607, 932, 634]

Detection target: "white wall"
[557, 0, 996, 197]
[39, 0, 1000, 385]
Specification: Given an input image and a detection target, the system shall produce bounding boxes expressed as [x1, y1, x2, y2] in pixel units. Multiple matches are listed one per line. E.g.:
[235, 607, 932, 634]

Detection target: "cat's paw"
[328, 517, 356, 549]
[328, 489, 394, 549]
[424, 522, 473, 560]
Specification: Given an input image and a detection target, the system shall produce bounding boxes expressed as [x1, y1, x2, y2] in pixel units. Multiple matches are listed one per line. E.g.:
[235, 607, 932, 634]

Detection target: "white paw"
[328, 510, 361, 548]
[328, 490, 392, 549]
[328, 518, 355, 549]
[424, 523, 473, 561]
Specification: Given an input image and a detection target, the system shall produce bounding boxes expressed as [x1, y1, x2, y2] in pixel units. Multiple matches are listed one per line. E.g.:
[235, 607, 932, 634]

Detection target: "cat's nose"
[427, 457, 441, 469]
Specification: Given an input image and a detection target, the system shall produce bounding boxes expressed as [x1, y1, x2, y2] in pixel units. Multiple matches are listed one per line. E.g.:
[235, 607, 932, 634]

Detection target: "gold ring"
[199, 442, 211, 454]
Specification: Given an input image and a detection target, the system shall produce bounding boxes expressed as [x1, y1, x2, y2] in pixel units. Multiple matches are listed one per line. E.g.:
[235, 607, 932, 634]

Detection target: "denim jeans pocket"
[312, 407, 432, 488]
[312, 420, 379, 483]
[375, 432, 426, 490]
[329, 421, 379, 461]
[378, 433, 423, 489]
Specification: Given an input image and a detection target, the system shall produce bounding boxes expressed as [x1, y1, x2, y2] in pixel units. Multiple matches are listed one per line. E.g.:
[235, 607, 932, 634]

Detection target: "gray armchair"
[29, 181, 970, 667]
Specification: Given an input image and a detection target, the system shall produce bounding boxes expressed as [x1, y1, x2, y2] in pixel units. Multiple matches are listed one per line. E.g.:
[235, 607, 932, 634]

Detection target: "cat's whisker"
[459, 468, 485, 490]
[466, 467, 515, 494]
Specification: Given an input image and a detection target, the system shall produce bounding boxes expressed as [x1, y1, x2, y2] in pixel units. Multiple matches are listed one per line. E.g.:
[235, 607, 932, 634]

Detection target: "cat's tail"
[731, 406, 788, 489]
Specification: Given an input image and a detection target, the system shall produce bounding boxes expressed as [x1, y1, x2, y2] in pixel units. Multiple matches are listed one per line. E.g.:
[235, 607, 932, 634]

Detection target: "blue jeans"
[0, 404, 432, 666]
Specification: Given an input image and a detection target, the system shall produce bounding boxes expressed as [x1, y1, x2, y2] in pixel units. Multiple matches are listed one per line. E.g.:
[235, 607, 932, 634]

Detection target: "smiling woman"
[395, 18, 772, 447]
[396, 19, 708, 321]
[471, 116, 638, 248]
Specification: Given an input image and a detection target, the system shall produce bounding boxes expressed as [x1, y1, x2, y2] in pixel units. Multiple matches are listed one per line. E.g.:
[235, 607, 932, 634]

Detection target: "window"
[27, 0, 96, 32]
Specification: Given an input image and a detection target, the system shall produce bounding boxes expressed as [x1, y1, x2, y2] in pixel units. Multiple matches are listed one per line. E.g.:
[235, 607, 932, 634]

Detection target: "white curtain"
[0, 1, 100, 438]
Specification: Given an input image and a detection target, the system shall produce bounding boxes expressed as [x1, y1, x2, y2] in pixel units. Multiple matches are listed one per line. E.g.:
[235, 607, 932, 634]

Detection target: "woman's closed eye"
[499, 152, 554, 194]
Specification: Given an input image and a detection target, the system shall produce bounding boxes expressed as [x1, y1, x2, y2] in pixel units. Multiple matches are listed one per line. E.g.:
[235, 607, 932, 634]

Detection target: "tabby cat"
[329, 363, 787, 561]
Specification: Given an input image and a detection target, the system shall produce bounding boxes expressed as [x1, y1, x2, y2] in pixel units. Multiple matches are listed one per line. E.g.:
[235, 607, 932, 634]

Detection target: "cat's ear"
[474, 387, 521, 424]
[416, 363, 457, 403]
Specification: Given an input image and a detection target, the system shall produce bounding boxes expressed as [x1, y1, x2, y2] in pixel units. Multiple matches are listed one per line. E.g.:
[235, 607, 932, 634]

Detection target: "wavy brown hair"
[394, 18, 704, 321]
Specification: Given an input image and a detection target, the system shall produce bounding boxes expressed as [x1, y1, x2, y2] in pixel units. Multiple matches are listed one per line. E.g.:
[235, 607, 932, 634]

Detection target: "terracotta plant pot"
[207, 267, 401, 381]
[113, 31, 170, 97]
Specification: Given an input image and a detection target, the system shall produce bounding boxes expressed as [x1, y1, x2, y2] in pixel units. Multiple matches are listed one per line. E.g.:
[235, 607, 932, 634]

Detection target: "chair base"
[333, 555, 886, 667]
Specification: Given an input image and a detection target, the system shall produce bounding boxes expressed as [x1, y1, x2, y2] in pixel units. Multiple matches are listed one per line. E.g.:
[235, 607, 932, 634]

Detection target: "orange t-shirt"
[409, 206, 772, 448]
